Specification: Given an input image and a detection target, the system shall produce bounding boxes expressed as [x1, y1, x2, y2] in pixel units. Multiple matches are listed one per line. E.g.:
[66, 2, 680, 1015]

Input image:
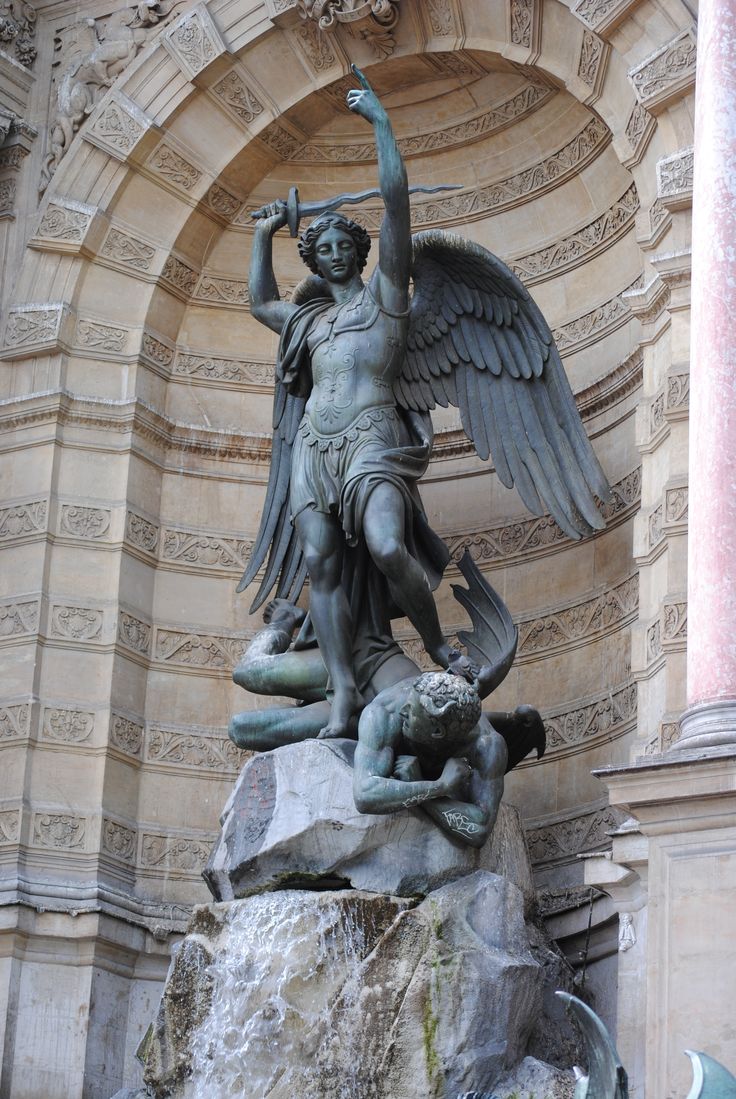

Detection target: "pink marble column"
[679, 0, 736, 749]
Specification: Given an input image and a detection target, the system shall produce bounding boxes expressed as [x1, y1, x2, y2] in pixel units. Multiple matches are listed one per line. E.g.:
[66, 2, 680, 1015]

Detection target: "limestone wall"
[0, 0, 694, 1093]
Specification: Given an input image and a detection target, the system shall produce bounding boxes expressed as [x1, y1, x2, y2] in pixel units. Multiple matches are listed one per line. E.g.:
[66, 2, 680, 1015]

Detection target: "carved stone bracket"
[628, 26, 696, 113]
[293, 0, 401, 59]
[656, 146, 694, 213]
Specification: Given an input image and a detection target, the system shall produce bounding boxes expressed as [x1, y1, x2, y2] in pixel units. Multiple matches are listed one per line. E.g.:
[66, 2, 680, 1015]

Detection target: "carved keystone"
[163, 4, 228, 82]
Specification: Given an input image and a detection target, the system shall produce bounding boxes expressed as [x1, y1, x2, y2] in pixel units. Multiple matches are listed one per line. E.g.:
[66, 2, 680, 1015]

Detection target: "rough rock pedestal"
[140, 743, 577, 1099]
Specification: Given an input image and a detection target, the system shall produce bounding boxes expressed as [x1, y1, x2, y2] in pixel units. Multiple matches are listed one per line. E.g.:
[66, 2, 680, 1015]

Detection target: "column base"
[675, 700, 736, 751]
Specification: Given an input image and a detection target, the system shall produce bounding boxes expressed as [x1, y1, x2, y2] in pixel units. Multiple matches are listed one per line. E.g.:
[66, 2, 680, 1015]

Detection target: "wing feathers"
[404, 231, 610, 536]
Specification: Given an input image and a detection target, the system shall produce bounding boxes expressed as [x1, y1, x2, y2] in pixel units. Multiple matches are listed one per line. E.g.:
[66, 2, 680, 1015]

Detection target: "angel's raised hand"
[251, 199, 288, 235]
[346, 64, 385, 124]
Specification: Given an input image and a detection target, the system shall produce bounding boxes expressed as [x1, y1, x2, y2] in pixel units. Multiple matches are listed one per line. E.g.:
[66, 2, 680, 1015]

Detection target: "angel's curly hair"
[411, 672, 481, 740]
[298, 213, 372, 275]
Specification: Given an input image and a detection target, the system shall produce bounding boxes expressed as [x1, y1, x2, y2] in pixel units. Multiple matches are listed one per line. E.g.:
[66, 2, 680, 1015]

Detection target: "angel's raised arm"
[347, 67, 410, 314]
[249, 200, 300, 335]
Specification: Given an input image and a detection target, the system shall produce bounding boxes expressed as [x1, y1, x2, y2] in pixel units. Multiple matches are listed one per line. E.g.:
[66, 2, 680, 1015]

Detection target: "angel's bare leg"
[362, 482, 476, 680]
[233, 599, 327, 703]
[229, 700, 331, 751]
[294, 507, 365, 737]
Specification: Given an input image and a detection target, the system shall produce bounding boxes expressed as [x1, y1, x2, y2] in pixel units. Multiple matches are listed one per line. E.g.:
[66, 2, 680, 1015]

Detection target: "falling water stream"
[184, 891, 374, 1099]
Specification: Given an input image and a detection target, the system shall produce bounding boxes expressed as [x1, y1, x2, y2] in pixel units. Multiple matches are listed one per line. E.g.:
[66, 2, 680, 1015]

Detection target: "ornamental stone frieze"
[287, 1, 402, 60]
[628, 25, 697, 112]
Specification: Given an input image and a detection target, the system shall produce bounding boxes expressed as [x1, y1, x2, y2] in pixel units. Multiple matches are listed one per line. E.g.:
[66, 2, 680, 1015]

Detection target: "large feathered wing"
[398, 232, 611, 539]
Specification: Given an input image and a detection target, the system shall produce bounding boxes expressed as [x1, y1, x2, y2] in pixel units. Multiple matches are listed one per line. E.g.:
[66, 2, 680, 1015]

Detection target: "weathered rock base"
[143, 871, 577, 1099]
[204, 739, 535, 903]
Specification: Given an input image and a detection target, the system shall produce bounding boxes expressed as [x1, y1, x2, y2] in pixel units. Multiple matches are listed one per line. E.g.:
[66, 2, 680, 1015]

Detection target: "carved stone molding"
[141, 332, 175, 368]
[76, 318, 128, 353]
[140, 830, 213, 874]
[628, 26, 696, 112]
[646, 600, 687, 661]
[665, 485, 688, 525]
[0, 178, 16, 218]
[622, 102, 655, 167]
[58, 504, 111, 540]
[32, 811, 86, 850]
[210, 69, 265, 129]
[154, 628, 248, 671]
[160, 254, 199, 298]
[102, 817, 137, 864]
[516, 574, 638, 658]
[277, 117, 610, 233]
[448, 467, 640, 566]
[258, 121, 304, 160]
[526, 804, 624, 866]
[110, 712, 144, 757]
[84, 93, 155, 161]
[146, 723, 244, 774]
[656, 146, 694, 212]
[552, 284, 634, 353]
[648, 371, 689, 437]
[571, 0, 641, 35]
[0, 391, 272, 465]
[0, 499, 47, 542]
[146, 142, 202, 193]
[576, 29, 608, 96]
[291, 16, 339, 72]
[0, 810, 21, 845]
[206, 184, 242, 220]
[50, 604, 103, 643]
[4, 303, 68, 353]
[509, 0, 537, 49]
[173, 352, 274, 387]
[423, 0, 460, 38]
[125, 511, 159, 556]
[41, 706, 94, 743]
[161, 529, 254, 572]
[193, 274, 249, 307]
[162, 4, 226, 80]
[0, 703, 30, 741]
[0, 599, 40, 639]
[33, 199, 96, 249]
[541, 682, 636, 756]
[118, 611, 152, 656]
[509, 183, 638, 283]
[100, 226, 156, 271]
[289, 77, 554, 163]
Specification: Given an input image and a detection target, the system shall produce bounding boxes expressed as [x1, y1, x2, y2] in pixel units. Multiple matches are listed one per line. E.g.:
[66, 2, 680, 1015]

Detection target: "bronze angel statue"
[238, 65, 610, 740]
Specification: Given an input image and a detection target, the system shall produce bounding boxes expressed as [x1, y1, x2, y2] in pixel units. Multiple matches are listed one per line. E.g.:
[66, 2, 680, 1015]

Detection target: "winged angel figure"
[239, 66, 609, 739]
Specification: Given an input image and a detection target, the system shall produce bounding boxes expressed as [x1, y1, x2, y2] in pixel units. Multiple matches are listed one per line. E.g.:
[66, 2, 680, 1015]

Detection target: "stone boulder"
[204, 739, 534, 903]
[144, 871, 561, 1099]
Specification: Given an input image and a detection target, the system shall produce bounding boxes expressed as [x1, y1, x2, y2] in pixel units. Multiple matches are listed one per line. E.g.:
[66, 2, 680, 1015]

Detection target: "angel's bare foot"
[263, 598, 306, 635]
[445, 648, 479, 684]
[317, 688, 364, 739]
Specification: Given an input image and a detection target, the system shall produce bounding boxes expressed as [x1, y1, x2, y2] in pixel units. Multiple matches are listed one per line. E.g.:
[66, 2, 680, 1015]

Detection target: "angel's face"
[314, 226, 358, 284]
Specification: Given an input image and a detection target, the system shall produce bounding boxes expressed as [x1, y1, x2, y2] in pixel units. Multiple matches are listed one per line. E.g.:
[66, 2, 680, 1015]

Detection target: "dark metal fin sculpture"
[556, 991, 628, 1099]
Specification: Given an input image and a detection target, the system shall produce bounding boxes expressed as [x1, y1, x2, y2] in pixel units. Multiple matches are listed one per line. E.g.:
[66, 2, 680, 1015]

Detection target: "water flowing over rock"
[204, 739, 535, 903]
[144, 871, 562, 1099]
